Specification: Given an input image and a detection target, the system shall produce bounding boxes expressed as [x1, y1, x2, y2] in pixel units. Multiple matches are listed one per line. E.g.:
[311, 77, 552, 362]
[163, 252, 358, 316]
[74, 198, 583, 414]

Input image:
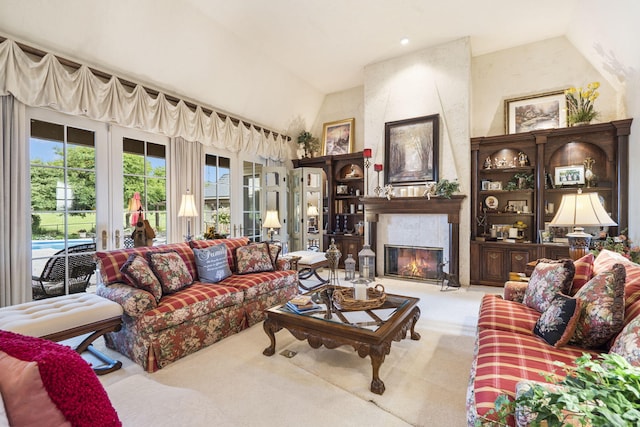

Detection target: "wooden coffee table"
[262, 285, 421, 394]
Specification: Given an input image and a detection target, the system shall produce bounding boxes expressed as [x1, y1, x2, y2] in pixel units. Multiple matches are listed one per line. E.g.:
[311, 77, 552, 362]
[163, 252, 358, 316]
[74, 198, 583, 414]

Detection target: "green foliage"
[591, 228, 640, 264]
[297, 130, 320, 156]
[477, 353, 640, 427]
[434, 179, 460, 198]
[505, 172, 534, 191]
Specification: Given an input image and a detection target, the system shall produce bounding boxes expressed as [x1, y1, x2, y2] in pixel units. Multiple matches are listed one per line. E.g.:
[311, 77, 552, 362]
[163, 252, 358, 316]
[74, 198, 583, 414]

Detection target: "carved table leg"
[262, 318, 281, 356]
[410, 306, 421, 340]
[369, 345, 387, 395]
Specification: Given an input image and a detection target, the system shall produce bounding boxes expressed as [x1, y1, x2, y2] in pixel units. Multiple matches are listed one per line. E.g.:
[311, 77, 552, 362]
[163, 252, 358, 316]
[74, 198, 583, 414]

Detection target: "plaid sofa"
[95, 238, 297, 372]
[466, 250, 640, 426]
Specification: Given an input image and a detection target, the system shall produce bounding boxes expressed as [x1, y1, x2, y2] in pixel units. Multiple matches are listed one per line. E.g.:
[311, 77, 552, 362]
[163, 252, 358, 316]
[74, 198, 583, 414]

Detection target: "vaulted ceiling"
[1, 0, 636, 134]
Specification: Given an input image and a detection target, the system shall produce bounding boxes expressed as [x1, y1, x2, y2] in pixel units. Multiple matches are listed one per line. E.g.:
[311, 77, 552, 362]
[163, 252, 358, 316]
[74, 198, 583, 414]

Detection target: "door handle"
[101, 230, 108, 250]
[115, 230, 120, 248]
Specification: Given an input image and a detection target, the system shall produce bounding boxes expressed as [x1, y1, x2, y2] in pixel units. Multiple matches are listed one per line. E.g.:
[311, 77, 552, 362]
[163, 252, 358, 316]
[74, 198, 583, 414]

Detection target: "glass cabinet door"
[289, 167, 323, 252]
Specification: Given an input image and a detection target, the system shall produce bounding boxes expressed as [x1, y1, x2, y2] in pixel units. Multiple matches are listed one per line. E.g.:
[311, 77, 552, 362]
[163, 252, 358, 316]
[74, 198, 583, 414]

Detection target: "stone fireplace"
[384, 245, 443, 283]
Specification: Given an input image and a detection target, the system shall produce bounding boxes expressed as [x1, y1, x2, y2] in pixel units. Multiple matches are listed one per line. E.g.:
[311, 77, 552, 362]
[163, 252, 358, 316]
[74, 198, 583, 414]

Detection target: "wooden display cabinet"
[293, 152, 371, 268]
[470, 119, 632, 286]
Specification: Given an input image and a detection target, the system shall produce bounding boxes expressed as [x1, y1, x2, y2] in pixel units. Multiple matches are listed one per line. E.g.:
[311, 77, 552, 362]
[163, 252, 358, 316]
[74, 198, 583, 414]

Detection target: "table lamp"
[307, 204, 319, 231]
[549, 189, 616, 260]
[178, 190, 199, 241]
[263, 210, 281, 242]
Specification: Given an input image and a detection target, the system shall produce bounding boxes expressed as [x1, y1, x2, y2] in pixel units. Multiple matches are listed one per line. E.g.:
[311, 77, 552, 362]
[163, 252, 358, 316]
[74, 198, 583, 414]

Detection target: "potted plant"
[565, 82, 600, 126]
[78, 229, 87, 238]
[478, 353, 640, 426]
[297, 131, 320, 158]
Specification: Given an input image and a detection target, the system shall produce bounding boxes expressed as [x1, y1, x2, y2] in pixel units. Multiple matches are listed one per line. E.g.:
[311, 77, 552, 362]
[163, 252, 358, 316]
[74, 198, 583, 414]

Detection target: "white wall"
[472, 36, 619, 138]
[311, 86, 364, 153]
[363, 38, 471, 285]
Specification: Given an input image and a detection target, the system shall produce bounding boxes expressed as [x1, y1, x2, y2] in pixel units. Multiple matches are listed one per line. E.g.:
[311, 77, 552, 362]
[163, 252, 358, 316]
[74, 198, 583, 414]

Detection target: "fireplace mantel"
[360, 195, 465, 223]
[361, 195, 466, 286]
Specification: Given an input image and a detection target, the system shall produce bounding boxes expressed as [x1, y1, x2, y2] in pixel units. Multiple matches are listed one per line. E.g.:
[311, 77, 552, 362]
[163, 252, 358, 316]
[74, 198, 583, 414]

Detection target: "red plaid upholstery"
[220, 270, 296, 300]
[190, 237, 249, 273]
[477, 294, 539, 336]
[570, 252, 595, 294]
[472, 329, 599, 421]
[139, 283, 244, 332]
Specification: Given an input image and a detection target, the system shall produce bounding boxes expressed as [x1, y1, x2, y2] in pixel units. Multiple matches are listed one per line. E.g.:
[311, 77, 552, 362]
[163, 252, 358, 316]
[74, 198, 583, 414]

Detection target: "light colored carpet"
[98, 279, 495, 427]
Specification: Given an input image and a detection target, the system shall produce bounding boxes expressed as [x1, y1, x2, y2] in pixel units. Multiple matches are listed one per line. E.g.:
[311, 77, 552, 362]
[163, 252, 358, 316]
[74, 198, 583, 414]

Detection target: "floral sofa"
[467, 249, 640, 426]
[95, 237, 298, 372]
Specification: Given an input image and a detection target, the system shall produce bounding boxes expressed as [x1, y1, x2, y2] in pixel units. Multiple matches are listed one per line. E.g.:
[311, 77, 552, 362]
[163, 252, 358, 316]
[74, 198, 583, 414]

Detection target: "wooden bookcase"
[293, 152, 372, 268]
[470, 119, 632, 286]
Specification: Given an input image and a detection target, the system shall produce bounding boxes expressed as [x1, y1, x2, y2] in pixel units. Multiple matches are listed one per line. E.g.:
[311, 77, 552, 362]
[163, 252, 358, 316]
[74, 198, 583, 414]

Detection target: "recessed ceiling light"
[400, 37, 410, 46]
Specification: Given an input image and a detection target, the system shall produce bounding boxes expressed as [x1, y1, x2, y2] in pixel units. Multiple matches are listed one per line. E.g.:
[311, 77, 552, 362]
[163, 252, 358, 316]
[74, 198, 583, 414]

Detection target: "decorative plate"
[485, 195, 499, 210]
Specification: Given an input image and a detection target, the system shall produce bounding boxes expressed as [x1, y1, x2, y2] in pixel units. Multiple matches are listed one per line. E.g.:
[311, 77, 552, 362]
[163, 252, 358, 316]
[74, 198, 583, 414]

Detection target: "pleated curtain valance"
[0, 38, 291, 161]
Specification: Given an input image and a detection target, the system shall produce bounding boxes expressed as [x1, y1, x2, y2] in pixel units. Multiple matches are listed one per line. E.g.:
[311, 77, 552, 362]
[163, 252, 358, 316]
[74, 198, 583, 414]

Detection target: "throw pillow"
[0, 330, 121, 427]
[593, 248, 640, 306]
[570, 263, 626, 349]
[609, 312, 640, 366]
[267, 242, 281, 268]
[522, 258, 575, 313]
[570, 252, 595, 295]
[533, 293, 582, 347]
[147, 250, 193, 294]
[235, 242, 274, 274]
[120, 254, 163, 302]
[192, 244, 232, 283]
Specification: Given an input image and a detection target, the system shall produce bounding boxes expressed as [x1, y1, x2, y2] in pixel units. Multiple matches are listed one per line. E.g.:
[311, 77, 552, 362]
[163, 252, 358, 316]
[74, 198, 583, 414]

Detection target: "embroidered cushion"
[235, 243, 274, 274]
[190, 237, 250, 273]
[522, 258, 575, 313]
[570, 263, 626, 349]
[570, 252, 595, 295]
[147, 250, 193, 294]
[609, 309, 640, 366]
[533, 293, 582, 347]
[120, 254, 163, 302]
[192, 244, 232, 283]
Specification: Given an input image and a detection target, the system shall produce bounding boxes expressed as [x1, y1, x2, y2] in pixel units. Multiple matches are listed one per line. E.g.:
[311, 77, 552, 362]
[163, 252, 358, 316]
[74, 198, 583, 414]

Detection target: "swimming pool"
[31, 239, 95, 251]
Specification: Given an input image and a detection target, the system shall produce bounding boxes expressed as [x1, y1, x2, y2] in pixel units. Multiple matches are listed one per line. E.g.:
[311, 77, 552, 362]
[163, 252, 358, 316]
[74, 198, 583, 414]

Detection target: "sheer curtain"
[0, 95, 29, 306]
[168, 137, 204, 243]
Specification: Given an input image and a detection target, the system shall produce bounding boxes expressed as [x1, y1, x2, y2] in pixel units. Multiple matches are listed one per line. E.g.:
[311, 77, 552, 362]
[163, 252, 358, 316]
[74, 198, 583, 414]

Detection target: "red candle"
[374, 163, 383, 172]
[363, 148, 372, 158]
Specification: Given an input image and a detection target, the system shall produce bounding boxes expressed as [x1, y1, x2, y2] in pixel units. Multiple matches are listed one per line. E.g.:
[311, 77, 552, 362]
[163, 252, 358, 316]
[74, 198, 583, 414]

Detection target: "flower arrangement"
[565, 81, 600, 125]
[592, 228, 640, 264]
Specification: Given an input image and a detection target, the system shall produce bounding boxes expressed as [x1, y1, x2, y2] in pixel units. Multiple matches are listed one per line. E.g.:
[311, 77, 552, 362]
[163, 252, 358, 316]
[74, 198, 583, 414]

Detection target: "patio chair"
[32, 243, 97, 300]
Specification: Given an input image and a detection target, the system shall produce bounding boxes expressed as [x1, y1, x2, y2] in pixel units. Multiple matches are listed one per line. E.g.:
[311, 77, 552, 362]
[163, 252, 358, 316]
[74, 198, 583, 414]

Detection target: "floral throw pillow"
[522, 258, 575, 313]
[192, 244, 232, 283]
[609, 313, 640, 366]
[533, 293, 582, 347]
[147, 250, 193, 294]
[120, 254, 163, 302]
[570, 252, 595, 295]
[235, 243, 274, 274]
[570, 263, 626, 349]
[267, 242, 281, 268]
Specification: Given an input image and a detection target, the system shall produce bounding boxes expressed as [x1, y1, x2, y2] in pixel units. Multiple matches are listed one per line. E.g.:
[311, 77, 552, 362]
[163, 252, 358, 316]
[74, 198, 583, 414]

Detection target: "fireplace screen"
[384, 245, 443, 283]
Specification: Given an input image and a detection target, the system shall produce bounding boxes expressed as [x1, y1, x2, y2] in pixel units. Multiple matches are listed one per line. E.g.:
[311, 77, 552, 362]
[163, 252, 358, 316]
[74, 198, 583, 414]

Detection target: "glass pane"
[31, 166, 64, 212]
[30, 138, 63, 164]
[68, 170, 96, 211]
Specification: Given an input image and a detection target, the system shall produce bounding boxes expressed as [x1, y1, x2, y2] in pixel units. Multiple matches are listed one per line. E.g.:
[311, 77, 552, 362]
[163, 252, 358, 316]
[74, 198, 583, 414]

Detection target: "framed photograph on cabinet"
[322, 118, 354, 156]
[555, 165, 585, 186]
[481, 180, 491, 191]
[507, 200, 528, 213]
[488, 181, 502, 191]
[384, 114, 439, 185]
[505, 90, 567, 134]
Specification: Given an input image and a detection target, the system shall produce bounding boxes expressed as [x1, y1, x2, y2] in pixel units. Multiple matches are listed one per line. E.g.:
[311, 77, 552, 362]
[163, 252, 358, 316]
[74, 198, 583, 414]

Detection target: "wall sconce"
[178, 190, 199, 241]
[549, 189, 616, 260]
[263, 210, 282, 242]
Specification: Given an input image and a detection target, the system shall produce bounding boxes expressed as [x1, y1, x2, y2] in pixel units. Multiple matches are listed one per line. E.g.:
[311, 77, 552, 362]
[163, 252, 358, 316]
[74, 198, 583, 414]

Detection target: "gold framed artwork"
[504, 90, 567, 134]
[322, 118, 354, 156]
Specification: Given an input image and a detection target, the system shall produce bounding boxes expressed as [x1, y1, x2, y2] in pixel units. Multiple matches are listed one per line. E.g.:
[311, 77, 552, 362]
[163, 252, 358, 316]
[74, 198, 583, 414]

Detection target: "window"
[204, 154, 231, 237]
[243, 161, 263, 241]
[122, 138, 167, 244]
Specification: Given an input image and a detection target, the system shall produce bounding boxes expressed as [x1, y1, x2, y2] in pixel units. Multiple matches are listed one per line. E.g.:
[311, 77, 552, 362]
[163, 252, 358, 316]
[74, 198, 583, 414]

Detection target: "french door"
[28, 108, 168, 298]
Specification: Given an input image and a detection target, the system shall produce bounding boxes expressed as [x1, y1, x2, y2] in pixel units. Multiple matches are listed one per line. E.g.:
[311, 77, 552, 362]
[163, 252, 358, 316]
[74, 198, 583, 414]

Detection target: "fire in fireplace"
[384, 245, 444, 283]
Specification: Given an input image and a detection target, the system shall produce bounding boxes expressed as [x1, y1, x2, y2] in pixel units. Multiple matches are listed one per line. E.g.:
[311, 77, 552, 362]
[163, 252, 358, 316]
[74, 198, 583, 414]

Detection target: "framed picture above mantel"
[384, 114, 439, 185]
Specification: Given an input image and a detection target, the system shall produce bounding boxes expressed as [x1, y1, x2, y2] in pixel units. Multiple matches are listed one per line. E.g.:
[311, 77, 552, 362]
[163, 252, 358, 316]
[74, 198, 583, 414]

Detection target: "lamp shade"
[263, 210, 281, 229]
[549, 191, 616, 227]
[178, 194, 199, 217]
[306, 204, 319, 217]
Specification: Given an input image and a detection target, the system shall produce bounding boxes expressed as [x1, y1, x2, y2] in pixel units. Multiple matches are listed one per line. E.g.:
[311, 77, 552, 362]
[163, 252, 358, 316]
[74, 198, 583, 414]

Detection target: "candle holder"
[363, 148, 372, 196]
[373, 164, 383, 196]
